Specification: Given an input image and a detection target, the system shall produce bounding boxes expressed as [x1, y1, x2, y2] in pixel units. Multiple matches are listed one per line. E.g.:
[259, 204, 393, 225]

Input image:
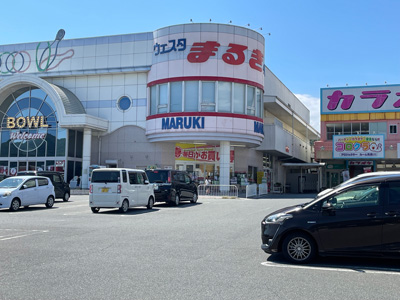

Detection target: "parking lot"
[1, 195, 400, 300]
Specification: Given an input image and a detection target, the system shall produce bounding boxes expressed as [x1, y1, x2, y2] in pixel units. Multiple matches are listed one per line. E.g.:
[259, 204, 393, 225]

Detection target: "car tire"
[282, 232, 316, 264]
[190, 193, 198, 204]
[63, 192, 70, 202]
[9, 198, 20, 211]
[147, 197, 154, 210]
[119, 200, 129, 213]
[174, 193, 180, 206]
[91, 207, 100, 213]
[45, 196, 55, 208]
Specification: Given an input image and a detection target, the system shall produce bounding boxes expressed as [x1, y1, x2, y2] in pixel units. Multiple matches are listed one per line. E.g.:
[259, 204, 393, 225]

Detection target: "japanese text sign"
[321, 85, 400, 114]
[333, 135, 384, 159]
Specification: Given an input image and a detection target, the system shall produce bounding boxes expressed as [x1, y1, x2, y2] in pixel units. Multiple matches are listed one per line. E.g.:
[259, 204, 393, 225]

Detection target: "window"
[234, 84, 245, 114]
[122, 170, 127, 183]
[137, 172, 144, 184]
[52, 175, 61, 183]
[158, 84, 168, 113]
[256, 89, 262, 118]
[129, 172, 137, 184]
[185, 81, 199, 112]
[201, 82, 215, 112]
[218, 82, 231, 112]
[170, 82, 182, 112]
[150, 86, 157, 115]
[324, 185, 379, 209]
[117, 96, 131, 111]
[38, 178, 49, 186]
[24, 179, 36, 189]
[247, 86, 255, 115]
[390, 125, 397, 134]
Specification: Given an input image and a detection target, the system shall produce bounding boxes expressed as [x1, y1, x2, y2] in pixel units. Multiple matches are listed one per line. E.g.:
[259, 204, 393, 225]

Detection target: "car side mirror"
[322, 202, 334, 210]
[144, 180, 149, 184]
[21, 184, 28, 190]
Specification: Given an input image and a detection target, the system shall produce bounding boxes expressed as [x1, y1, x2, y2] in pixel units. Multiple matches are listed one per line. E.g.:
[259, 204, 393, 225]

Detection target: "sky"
[1, 0, 399, 132]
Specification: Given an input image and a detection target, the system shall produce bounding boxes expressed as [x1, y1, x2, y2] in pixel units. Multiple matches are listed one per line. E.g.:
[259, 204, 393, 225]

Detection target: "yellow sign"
[6, 116, 48, 129]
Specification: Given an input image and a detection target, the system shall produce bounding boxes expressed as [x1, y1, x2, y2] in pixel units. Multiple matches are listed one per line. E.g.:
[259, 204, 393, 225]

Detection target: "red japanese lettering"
[222, 43, 247, 65]
[249, 49, 263, 72]
[187, 41, 220, 63]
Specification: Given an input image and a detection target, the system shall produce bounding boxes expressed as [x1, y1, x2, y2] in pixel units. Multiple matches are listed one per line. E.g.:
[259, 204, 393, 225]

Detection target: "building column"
[220, 141, 230, 187]
[82, 128, 92, 189]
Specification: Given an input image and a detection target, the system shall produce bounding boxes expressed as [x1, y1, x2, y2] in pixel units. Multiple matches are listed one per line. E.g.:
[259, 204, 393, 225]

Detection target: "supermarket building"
[0, 23, 319, 190]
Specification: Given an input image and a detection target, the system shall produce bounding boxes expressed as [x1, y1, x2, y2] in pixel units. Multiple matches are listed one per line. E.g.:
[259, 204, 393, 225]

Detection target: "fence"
[198, 184, 239, 198]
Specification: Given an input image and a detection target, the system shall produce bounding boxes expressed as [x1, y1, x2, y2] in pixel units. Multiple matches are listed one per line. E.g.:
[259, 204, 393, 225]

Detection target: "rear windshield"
[92, 171, 120, 183]
[146, 170, 169, 183]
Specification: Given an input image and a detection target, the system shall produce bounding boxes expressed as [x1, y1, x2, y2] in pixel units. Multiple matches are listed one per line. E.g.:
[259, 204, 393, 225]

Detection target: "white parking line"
[261, 261, 400, 275]
[0, 229, 48, 241]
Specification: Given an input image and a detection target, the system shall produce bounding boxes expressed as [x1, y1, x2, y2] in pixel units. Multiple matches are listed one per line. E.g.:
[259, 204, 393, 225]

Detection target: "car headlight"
[2, 191, 11, 197]
[265, 213, 293, 224]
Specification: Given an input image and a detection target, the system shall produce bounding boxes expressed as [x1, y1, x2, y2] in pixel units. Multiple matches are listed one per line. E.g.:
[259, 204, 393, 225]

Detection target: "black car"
[261, 172, 400, 263]
[16, 171, 70, 202]
[145, 169, 198, 206]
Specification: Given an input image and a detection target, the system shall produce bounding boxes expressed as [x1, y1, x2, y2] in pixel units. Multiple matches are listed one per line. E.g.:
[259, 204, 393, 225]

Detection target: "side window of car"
[24, 179, 36, 189]
[185, 174, 191, 184]
[387, 182, 400, 205]
[38, 178, 49, 186]
[122, 171, 127, 183]
[136, 173, 144, 184]
[128, 172, 137, 184]
[323, 184, 380, 210]
[53, 175, 61, 183]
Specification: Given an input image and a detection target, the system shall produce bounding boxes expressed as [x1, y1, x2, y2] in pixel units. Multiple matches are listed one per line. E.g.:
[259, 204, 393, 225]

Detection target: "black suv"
[261, 172, 400, 263]
[145, 169, 198, 206]
[16, 171, 70, 202]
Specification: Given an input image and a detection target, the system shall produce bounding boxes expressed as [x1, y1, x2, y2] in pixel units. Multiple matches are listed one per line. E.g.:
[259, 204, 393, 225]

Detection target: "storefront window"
[184, 81, 199, 111]
[218, 82, 231, 113]
[149, 81, 262, 117]
[201, 82, 215, 112]
[68, 130, 76, 157]
[170, 82, 182, 112]
[158, 84, 168, 113]
[234, 84, 245, 114]
[247, 86, 255, 115]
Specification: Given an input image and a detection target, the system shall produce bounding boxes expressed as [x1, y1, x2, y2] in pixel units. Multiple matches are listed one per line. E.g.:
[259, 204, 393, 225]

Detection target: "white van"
[89, 168, 155, 213]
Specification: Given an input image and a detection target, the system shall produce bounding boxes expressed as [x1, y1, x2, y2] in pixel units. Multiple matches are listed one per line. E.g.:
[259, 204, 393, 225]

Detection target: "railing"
[198, 185, 238, 198]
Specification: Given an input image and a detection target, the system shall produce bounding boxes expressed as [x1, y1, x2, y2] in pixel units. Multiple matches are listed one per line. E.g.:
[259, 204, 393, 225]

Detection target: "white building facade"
[0, 24, 318, 190]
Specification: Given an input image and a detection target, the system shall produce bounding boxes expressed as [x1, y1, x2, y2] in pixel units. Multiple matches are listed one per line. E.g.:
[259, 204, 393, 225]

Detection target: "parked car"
[261, 172, 400, 263]
[145, 169, 198, 205]
[0, 176, 55, 211]
[17, 171, 70, 202]
[89, 168, 155, 213]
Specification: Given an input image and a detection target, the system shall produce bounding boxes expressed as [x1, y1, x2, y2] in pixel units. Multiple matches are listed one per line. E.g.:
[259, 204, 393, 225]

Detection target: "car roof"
[93, 168, 144, 172]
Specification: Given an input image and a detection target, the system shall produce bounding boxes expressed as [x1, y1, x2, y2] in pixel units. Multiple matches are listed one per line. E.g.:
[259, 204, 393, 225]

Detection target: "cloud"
[295, 94, 321, 133]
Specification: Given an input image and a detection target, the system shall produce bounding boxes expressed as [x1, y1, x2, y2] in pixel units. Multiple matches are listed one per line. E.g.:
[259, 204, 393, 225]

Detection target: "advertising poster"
[333, 135, 384, 159]
[175, 143, 234, 163]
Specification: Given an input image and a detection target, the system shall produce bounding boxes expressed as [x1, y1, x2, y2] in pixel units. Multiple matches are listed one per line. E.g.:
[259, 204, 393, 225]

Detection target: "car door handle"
[366, 212, 377, 218]
[385, 211, 399, 217]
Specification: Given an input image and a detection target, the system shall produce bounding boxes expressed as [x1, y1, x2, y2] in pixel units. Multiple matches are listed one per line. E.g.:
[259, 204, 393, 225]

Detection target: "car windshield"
[91, 171, 120, 183]
[0, 178, 24, 188]
[146, 171, 169, 183]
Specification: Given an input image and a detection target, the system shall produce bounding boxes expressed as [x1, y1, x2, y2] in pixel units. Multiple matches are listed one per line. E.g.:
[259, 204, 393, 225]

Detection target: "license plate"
[101, 187, 109, 193]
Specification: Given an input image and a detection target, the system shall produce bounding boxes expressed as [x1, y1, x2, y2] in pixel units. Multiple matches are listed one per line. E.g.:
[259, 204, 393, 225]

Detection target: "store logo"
[254, 121, 264, 134]
[6, 116, 49, 129]
[162, 117, 205, 130]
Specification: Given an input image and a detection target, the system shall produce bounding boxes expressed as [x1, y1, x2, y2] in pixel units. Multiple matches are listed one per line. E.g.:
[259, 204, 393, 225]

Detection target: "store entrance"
[2, 160, 66, 176]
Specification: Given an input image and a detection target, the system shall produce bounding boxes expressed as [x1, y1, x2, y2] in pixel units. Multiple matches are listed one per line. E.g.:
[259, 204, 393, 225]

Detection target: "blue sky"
[1, 0, 399, 131]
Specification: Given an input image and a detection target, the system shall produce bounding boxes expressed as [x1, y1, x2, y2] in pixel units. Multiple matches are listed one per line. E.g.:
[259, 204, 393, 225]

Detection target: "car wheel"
[63, 192, 70, 202]
[91, 207, 100, 213]
[119, 200, 129, 213]
[174, 193, 180, 206]
[45, 196, 55, 208]
[147, 197, 154, 209]
[9, 198, 20, 211]
[282, 232, 316, 264]
[190, 193, 198, 204]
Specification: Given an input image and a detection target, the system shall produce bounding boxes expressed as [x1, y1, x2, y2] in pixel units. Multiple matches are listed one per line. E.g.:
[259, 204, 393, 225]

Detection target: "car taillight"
[89, 184, 93, 194]
[117, 184, 121, 194]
